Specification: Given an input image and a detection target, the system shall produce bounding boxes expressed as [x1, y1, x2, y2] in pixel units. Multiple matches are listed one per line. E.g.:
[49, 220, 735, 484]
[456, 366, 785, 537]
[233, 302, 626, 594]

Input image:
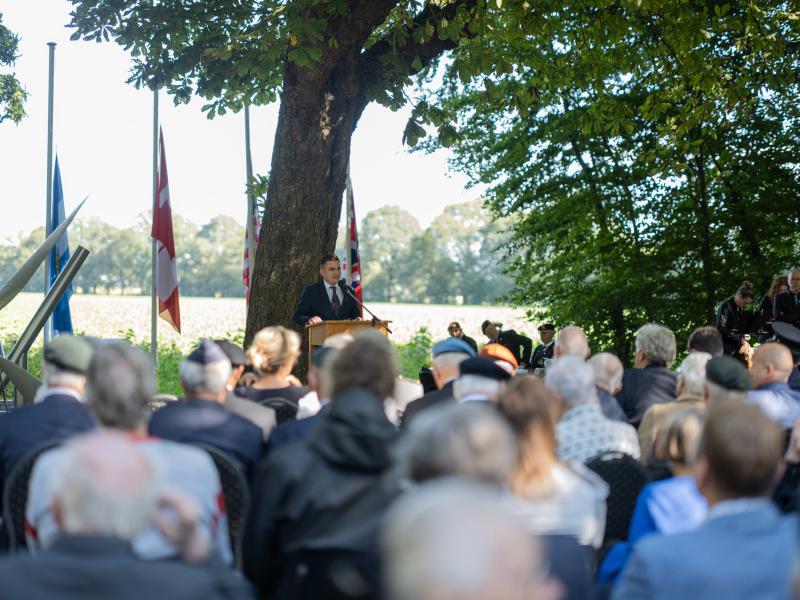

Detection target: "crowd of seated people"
[0, 308, 799, 599]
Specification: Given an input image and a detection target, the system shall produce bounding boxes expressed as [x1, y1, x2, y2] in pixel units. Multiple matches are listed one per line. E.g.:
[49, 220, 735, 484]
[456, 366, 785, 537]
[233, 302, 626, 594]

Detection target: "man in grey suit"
[613, 402, 796, 600]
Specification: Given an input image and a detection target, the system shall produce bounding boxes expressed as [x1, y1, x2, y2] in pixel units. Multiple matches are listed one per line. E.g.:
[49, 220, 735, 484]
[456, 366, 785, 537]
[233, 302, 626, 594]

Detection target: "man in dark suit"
[530, 323, 556, 371]
[402, 338, 475, 429]
[149, 340, 264, 478]
[293, 254, 361, 326]
[774, 268, 800, 326]
[0, 334, 95, 493]
[481, 320, 532, 367]
[0, 430, 252, 600]
[616, 323, 677, 427]
[446, 321, 478, 353]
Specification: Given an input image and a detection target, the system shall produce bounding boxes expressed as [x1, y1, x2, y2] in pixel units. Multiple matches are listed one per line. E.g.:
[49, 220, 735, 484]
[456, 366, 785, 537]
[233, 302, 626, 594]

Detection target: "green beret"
[43, 335, 93, 375]
[705, 356, 752, 391]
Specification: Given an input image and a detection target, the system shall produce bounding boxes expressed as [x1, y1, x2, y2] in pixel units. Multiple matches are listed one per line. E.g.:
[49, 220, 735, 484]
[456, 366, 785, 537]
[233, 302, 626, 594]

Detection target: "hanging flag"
[242, 195, 261, 304]
[49, 156, 73, 335]
[151, 128, 181, 333]
[345, 174, 363, 314]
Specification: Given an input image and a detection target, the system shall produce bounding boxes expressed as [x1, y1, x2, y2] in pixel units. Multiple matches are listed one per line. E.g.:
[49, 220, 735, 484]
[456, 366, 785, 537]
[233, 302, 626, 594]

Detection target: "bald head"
[589, 352, 624, 394]
[554, 325, 589, 359]
[751, 343, 795, 388]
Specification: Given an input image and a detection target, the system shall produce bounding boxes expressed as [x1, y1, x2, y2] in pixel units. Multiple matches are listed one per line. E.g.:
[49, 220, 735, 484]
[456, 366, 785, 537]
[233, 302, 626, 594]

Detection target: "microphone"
[337, 280, 392, 334]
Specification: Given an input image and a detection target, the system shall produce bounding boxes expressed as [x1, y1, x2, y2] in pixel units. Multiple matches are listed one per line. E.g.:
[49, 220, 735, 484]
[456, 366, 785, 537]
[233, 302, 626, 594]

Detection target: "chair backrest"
[277, 548, 381, 600]
[193, 443, 250, 570]
[585, 451, 648, 546]
[2, 440, 62, 553]
[258, 397, 298, 424]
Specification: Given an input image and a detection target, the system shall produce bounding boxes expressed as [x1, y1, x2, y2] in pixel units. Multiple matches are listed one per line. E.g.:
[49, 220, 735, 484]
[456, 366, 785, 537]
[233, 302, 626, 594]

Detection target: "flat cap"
[772, 322, 800, 354]
[213, 340, 249, 367]
[433, 338, 476, 358]
[706, 356, 752, 391]
[44, 335, 93, 375]
[459, 357, 512, 381]
[538, 323, 556, 332]
[186, 340, 228, 365]
[478, 343, 519, 369]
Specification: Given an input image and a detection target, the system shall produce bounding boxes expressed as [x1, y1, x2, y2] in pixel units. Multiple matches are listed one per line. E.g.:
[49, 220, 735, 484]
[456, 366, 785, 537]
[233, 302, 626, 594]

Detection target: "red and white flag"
[151, 128, 181, 333]
[242, 195, 261, 304]
[344, 174, 363, 314]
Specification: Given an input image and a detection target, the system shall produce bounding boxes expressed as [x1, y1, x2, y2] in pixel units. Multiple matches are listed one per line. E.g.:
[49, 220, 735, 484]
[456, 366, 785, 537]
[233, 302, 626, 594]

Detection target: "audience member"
[0, 431, 251, 600]
[498, 376, 608, 549]
[382, 479, 561, 600]
[452, 357, 512, 403]
[554, 325, 590, 360]
[215, 339, 277, 441]
[401, 402, 516, 486]
[613, 402, 794, 599]
[716, 280, 756, 357]
[530, 323, 556, 371]
[235, 326, 307, 404]
[149, 340, 264, 477]
[774, 416, 800, 513]
[758, 276, 789, 334]
[242, 330, 401, 599]
[774, 268, 800, 326]
[267, 346, 338, 452]
[402, 338, 474, 428]
[638, 352, 711, 463]
[446, 321, 478, 353]
[547, 357, 640, 462]
[599, 409, 707, 583]
[703, 355, 752, 406]
[0, 334, 94, 494]
[588, 353, 628, 422]
[746, 342, 800, 427]
[616, 324, 677, 427]
[27, 342, 232, 563]
[480, 320, 532, 367]
[686, 326, 724, 357]
[773, 322, 800, 392]
[479, 342, 519, 375]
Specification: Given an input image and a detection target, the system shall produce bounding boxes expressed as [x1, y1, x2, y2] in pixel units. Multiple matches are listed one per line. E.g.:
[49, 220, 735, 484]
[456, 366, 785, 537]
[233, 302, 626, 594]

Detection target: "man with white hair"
[0, 335, 95, 494]
[616, 323, 678, 427]
[589, 352, 627, 422]
[0, 432, 251, 599]
[638, 352, 712, 463]
[149, 340, 264, 476]
[554, 325, 590, 359]
[27, 342, 233, 563]
[382, 479, 561, 600]
[547, 356, 640, 463]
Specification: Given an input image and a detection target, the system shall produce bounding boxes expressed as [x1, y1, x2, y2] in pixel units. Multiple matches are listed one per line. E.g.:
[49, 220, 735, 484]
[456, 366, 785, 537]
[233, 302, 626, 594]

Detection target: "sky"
[0, 1, 483, 241]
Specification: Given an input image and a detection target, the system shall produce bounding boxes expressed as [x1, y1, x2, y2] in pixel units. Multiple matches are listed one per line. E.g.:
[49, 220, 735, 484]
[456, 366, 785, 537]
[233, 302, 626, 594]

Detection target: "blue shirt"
[598, 475, 707, 583]
[747, 381, 800, 428]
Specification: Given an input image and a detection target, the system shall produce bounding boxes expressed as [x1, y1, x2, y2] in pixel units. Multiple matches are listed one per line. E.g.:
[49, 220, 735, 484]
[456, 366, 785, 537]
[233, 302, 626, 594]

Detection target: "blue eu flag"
[49, 156, 73, 335]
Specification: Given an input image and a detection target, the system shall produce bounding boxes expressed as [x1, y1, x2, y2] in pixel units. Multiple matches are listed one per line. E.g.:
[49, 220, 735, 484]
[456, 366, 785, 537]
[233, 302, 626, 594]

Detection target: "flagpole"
[344, 164, 352, 286]
[150, 89, 159, 366]
[244, 104, 257, 281]
[44, 42, 56, 346]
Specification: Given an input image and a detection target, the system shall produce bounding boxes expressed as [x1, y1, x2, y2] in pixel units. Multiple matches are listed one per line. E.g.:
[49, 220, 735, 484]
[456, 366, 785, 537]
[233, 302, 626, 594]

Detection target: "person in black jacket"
[716, 280, 755, 358]
[481, 320, 532, 368]
[446, 321, 478, 353]
[530, 323, 556, 372]
[774, 269, 800, 327]
[242, 331, 401, 599]
[292, 254, 361, 326]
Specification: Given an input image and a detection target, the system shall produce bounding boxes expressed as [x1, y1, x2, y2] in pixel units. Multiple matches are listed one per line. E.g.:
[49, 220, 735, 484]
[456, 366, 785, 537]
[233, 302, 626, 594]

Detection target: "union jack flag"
[343, 173, 363, 314]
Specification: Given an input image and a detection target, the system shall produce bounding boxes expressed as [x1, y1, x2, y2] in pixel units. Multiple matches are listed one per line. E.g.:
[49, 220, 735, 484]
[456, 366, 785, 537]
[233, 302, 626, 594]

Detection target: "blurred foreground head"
[52, 430, 161, 540]
[383, 479, 561, 600]
[329, 329, 397, 400]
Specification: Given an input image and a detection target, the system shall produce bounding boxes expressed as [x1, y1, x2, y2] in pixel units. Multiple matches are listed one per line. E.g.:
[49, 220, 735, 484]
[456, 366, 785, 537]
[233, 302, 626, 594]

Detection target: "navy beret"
[772, 322, 800, 354]
[459, 357, 512, 381]
[433, 338, 476, 358]
[186, 340, 228, 365]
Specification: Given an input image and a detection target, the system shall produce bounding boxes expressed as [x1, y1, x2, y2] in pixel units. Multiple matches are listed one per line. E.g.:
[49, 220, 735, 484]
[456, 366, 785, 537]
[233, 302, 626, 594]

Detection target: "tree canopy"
[0, 13, 26, 124]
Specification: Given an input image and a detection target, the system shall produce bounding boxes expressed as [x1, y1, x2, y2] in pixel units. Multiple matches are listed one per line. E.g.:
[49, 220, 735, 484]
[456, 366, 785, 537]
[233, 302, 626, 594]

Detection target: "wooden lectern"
[306, 319, 392, 369]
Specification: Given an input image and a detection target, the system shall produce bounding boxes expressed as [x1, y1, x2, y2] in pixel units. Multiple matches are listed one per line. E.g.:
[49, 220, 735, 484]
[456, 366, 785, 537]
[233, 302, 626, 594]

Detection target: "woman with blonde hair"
[498, 376, 608, 549]
[235, 326, 307, 404]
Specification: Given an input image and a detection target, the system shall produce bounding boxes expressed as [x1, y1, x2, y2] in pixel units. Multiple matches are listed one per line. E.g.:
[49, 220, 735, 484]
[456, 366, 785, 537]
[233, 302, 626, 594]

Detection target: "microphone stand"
[339, 282, 393, 334]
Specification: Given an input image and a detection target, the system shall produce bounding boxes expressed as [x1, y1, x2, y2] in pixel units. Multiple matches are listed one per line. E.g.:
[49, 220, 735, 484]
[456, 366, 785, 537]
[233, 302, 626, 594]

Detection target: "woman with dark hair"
[757, 276, 790, 339]
[715, 280, 755, 358]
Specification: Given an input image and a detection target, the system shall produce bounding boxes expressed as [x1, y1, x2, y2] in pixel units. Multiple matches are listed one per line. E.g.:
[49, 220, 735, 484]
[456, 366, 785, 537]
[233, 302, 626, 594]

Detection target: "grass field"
[0, 293, 535, 349]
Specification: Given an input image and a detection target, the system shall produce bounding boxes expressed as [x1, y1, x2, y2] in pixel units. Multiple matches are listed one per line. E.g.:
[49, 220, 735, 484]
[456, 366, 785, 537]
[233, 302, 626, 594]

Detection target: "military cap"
[772, 322, 800, 356]
[213, 340, 249, 367]
[433, 338, 476, 358]
[459, 357, 512, 381]
[478, 343, 519, 369]
[43, 335, 93, 375]
[186, 340, 228, 365]
[705, 356, 752, 391]
[538, 323, 556, 332]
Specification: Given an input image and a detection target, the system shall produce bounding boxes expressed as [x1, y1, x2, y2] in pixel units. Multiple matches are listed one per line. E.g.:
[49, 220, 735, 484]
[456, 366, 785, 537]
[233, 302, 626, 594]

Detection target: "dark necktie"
[329, 286, 341, 315]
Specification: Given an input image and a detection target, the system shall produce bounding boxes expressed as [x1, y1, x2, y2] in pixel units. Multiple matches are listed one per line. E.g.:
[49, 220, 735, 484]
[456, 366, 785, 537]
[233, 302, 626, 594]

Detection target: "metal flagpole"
[244, 104, 257, 278]
[151, 89, 159, 366]
[44, 42, 56, 347]
[344, 163, 352, 286]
